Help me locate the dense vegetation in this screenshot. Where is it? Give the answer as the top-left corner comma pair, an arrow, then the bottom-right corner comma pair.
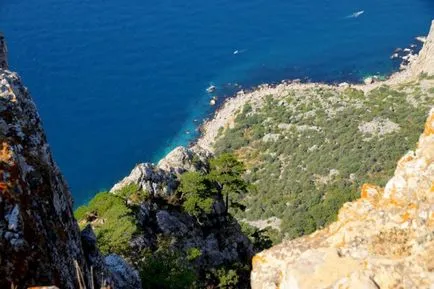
74,185 -> 141,255
214,78 -> 434,240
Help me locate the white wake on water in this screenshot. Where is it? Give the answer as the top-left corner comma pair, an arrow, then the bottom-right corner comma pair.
346,10 -> 364,19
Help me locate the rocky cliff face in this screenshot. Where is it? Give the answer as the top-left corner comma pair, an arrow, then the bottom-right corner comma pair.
251,109 -> 434,288
0,48 -> 90,288
0,37 -> 139,289
409,20 -> 434,76
110,146 -> 254,284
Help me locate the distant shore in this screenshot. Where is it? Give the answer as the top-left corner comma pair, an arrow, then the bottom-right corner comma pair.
193,20 -> 434,153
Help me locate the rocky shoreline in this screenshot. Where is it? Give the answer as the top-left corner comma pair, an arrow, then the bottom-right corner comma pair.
193,20 -> 434,153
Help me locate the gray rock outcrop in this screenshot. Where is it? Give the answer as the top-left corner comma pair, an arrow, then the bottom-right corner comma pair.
110,146 -> 210,196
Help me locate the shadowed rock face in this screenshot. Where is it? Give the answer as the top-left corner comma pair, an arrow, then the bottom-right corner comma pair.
0,33 -> 7,70
0,59 -> 89,287
0,38 -> 143,289
251,109 -> 434,288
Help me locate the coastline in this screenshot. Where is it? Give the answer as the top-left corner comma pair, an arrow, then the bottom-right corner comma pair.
193,20 -> 434,153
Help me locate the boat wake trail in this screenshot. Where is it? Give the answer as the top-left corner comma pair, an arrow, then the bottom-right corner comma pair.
346,10 -> 364,19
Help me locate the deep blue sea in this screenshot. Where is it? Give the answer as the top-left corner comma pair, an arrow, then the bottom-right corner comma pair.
0,1 -> 433,205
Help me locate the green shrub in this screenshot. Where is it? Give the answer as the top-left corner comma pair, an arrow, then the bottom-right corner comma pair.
216,268 -> 239,288
186,247 -> 202,261
114,183 -> 150,204
74,192 -> 138,255
139,249 -> 197,289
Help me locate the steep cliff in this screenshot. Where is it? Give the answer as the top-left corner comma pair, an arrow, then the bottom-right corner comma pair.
251,109 -> 434,288
408,20 -> 434,76
0,37 -> 139,289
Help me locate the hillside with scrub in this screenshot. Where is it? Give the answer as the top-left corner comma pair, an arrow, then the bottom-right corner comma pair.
212,76 -> 434,240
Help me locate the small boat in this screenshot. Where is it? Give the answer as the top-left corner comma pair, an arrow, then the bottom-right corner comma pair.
206,85 -> 216,93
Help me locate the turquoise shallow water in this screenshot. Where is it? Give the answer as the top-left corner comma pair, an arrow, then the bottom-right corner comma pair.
0,1 -> 433,205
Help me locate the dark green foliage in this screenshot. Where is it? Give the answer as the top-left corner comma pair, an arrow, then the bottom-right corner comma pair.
178,153 -> 249,217
74,192 -> 138,255
215,268 -> 239,288
179,172 -> 215,217
240,222 -> 280,251
139,238 -> 197,289
116,183 -> 150,205
209,153 -> 248,212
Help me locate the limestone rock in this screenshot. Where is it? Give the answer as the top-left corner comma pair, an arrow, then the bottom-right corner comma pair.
110,146 -> 209,196
251,109 -> 434,288
130,197 -> 253,272
409,21 -> 434,76
157,146 -> 209,174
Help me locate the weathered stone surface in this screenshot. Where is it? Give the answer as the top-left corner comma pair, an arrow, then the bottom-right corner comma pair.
81,225 -> 116,288
408,20 -> 434,76
158,146 -> 210,174
251,109 -> 434,289
0,40 -> 138,289
110,146 -> 209,197
0,58 -> 89,287
104,254 -> 141,289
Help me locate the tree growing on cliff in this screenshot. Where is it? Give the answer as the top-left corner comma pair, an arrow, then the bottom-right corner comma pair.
209,153 -> 248,214
178,154 -> 249,218
178,171 -> 215,218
